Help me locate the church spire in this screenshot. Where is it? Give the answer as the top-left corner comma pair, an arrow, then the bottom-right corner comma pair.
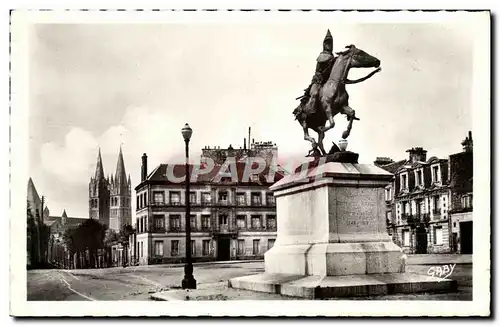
115,146 -> 127,189
95,148 -> 105,181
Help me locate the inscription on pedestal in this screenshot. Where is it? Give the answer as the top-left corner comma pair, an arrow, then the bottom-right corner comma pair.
335,188 -> 379,233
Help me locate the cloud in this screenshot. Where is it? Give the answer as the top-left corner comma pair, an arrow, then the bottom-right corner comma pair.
40,128 -> 98,184
40,106 -> 190,185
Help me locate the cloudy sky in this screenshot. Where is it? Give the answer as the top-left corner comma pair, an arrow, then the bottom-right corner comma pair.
28,21 -> 474,219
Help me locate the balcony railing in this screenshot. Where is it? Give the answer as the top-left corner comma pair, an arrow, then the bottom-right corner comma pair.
211,225 -> 238,235
151,227 -> 166,233
201,200 -> 213,206
168,227 -> 182,232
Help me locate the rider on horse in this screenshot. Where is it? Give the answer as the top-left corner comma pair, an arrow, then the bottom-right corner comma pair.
302,29 -> 336,116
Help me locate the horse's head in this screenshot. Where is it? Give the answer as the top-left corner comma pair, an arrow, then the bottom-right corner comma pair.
341,44 -> 381,69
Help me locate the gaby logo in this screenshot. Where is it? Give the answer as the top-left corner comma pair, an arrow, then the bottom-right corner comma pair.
427,264 -> 456,282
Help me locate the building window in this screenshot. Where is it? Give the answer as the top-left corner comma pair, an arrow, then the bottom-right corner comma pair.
237,240 -> 245,255
385,188 -> 392,201
219,214 -> 228,225
201,215 -> 211,230
202,240 -> 210,256
202,192 -> 211,204
267,239 -> 275,250
266,193 -> 275,205
462,194 -> 472,209
136,196 -> 140,209
415,169 -> 423,186
153,215 -> 165,231
191,240 -> 196,256
400,173 -> 408,190
236,192 -> 246,205
433,196 -> 440,216
432,165 -> 440,183
218,191 -> 228,203
251,193 -> 262,206
266,215 -> 276,230
253,239 -> 260,255
171,240 -> 179,256
169,215 -> 181,231
251,215 -> 262,229
189,192 -> 197,204
236,215 -> 246,229
140,242 -> 143,257
402,230 -> 410,246
433,226 -> 443,245
190,215 -> 196,230
169,192 -> 181,205
154,241 -> 163,256
153,191 -> 164,204
386,211 -> 392,223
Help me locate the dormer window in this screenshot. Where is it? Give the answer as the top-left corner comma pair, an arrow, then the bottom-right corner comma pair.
414,169 -> 424,187
431,164 -> 441,184
462,194 -> 472,209
400,172 -> 408,191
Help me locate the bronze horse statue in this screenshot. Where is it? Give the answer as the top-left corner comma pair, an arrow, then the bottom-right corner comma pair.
294,44 -> 381,156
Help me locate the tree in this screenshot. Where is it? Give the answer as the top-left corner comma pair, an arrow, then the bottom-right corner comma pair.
62,219 -> 108,269
27,200 -> 35,268
118,224 -> 135,266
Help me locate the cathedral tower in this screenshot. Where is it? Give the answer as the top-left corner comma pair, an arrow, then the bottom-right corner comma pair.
109,146 -> 132,232
89,148 -> 110,226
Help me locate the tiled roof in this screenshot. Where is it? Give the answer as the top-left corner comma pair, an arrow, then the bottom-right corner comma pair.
378,159 -> 407,174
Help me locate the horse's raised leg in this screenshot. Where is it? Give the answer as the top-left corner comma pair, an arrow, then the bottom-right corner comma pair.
341,105 -> 356,139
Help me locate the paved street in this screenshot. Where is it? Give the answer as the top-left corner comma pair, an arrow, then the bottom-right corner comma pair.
27,255 -> 472,301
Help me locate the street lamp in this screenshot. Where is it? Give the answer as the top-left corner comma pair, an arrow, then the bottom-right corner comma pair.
181,123 -> 196,289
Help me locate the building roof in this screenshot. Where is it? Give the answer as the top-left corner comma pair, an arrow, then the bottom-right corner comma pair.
94,148 -> 105,181
114,146 -> 128,187
27,178 -> 41,208
378,159 -> 407,174
136,161 -> 286,190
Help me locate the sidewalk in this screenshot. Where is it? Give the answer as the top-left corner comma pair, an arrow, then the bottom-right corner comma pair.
149,255 -> 473,301
406,254 -> 472,265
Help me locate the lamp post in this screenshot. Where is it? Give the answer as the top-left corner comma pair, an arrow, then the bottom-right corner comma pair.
181,123 -> 197,289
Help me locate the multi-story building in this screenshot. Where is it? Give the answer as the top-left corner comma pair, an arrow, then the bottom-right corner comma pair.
88,147 -> 132,232
378,147 -> 452,254
133,149 -> 285,265
449,132 -> 473,254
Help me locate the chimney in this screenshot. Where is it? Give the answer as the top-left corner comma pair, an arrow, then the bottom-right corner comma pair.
248,127 -> 251,150
243,138 -> 247,151
461,131 -> 473,152
141,153 -> 148,182
406,147 -> 427,163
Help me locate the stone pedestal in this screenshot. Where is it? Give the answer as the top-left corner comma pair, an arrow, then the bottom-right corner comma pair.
229,161 -> 456,299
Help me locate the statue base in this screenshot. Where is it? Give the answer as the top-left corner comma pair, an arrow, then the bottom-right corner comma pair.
229,162 -> 457,299
327,150 -> 359,163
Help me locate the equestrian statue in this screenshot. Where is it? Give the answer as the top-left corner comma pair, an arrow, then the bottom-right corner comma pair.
293,29 -> 382,157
